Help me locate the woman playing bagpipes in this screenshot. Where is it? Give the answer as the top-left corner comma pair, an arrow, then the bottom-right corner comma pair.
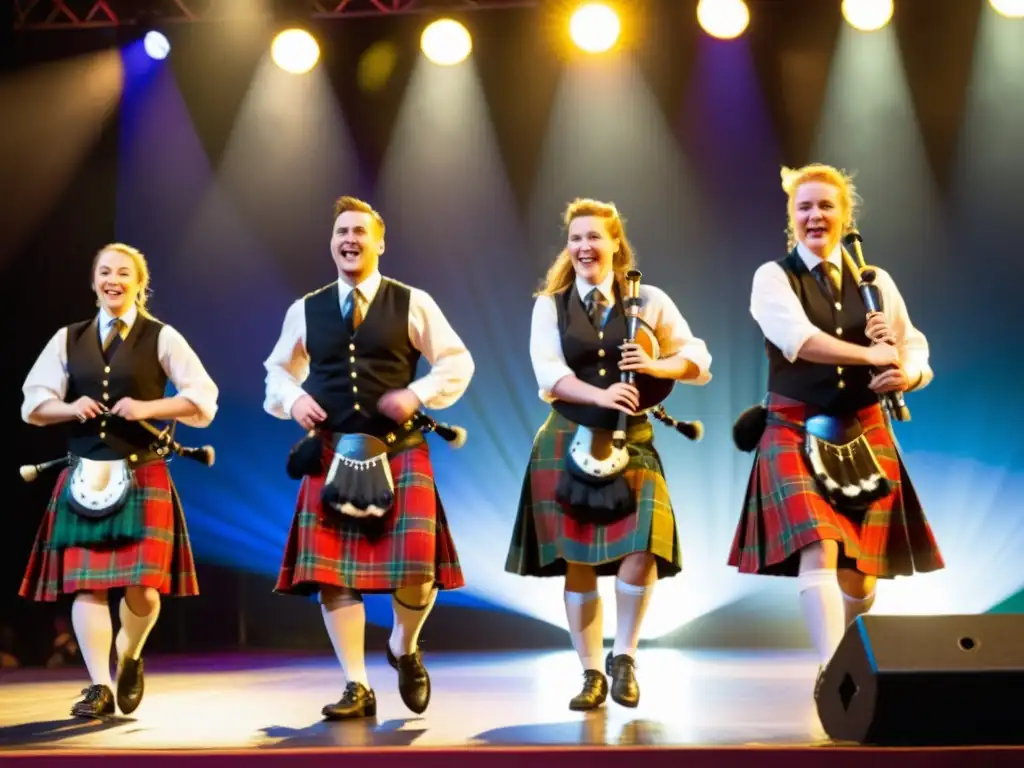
19,243 -> 219,718
505,198 -> 712,711
727,164 -> 944,687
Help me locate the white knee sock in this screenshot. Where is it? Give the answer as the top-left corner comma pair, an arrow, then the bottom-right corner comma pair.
389,586 -> 437,657
613,578 -> 653,659
72,593 -> 113,690
564,590 -> 604,672
320,588 -> 369,687
798,568 -> 847,666
842,589 -> 876,627
115,596 -> 161,662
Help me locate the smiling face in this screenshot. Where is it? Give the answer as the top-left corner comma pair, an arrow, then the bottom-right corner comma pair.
92,248 -> 142,316
330,210 -> 384,284
566,215 -> 619,286
792,180 -> 846,258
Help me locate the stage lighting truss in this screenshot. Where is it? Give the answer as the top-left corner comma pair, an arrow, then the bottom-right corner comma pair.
13,0 -> 542,30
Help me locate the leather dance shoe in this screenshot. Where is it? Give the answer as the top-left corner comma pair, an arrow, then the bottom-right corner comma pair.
322,681 -> 377,720
386,644 -> 431,714
116,656 -> 145,715
569,669 -> 608,711
605,652 -> 640,708
71,684 -> 115,719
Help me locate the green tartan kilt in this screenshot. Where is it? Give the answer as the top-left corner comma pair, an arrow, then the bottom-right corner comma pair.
48,460 -> 151,549
504,409 -> 682,579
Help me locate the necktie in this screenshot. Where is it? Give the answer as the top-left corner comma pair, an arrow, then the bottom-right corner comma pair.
818,262 -> 842,298
585,289 -> 606,331
102,319 -> 125,361
343,289 -> 363,332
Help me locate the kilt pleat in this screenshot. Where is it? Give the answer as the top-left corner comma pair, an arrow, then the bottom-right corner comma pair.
275,438 -> 464,595
505,409 -> 682,579
19,461 -> 200,602
727,394 -> 945,578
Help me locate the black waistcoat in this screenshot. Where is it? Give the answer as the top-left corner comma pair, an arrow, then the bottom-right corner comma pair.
552,283 -> 643,430
65,314 -> 168,460
765,249 -> 876,414
303,278 -> 421,435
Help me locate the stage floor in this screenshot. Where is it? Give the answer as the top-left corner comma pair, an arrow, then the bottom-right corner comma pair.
0,648 -> 834,751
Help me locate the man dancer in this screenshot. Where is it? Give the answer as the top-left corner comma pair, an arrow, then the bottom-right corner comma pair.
264,196 -> 474,719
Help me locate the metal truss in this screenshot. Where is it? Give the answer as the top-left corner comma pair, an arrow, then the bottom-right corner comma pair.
13,0 -> 543,30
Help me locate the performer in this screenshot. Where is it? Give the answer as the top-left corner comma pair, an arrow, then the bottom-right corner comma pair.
505,198 -> 712,711
264,196 -> 474,720
727,163 -> 944,683
19,242 -> 219,718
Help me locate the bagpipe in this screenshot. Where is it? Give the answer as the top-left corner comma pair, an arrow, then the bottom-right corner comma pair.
558,269 -> 704,519
286,411 -> 468,520
732,230 -> 907,513
19,410 -> 215,520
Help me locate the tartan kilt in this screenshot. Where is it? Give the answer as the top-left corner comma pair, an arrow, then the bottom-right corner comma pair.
505,409 -> 682,579
19,461 -> 199,602
727,393 -> 945,578
274,437 -> 464,595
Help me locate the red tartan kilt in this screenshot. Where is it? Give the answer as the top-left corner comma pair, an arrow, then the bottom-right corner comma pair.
275,438 -> 464,595
727,394 -> 944,578
19,461 -> 199,601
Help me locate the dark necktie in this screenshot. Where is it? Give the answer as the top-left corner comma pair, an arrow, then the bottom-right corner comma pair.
102,319 -> 125,362
817,262 -> 842,300
342,289 -> 363,333
585,288 -> 606,331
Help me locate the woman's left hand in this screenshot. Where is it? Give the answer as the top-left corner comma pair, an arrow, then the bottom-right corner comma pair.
110,397 -> 152,421
618,342 -> 659,377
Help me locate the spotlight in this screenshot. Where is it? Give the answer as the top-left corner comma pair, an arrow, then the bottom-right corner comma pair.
271,28 -> 320,74
841,0 -> 894,32
143,30 -> 170,60
420,18 -> 472,66
696,0 -> 750,40
569,2 -> 620,54
990,0 -> 1024,18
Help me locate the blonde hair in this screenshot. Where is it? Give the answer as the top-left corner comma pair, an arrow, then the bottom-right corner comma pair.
91,242 -> 153,316
780,163 -> 860,250
333,195 -> 385,238
536,198 -> 637,297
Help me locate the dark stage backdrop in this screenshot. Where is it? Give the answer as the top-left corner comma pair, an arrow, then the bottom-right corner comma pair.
1,0 -> 1022,664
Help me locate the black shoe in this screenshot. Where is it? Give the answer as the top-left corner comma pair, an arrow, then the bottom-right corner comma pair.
605,651 -> 640,708
569,669 -> 608,711
116,656 -> 145,715
386,644 -> 430,714
322,681 -> 377,720
71,684 -> 115,719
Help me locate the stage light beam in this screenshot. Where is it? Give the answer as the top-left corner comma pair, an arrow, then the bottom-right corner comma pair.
420,19 -> 473,66
841,0 -> 894,31
990,0 -> 1024,18
143,31 -> 170,60
696,0 -> 750,40
271,29 -> 320,74
569,3 -> 620,54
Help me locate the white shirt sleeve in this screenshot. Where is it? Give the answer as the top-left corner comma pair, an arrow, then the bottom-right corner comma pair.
21,327 -> 69,425
642,285 -> 712,386
529,294 -> 575,403
262,299 -> 311,421
874,269 -> 933,391
406,288 -> 475,410
749,261 -> 824,362
157,325 -> 219,427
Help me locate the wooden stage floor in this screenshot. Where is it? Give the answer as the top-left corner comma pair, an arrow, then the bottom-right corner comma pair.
0,648 -> 1021,765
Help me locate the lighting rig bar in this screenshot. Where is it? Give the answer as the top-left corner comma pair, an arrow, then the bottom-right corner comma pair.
13,0 -> 542,30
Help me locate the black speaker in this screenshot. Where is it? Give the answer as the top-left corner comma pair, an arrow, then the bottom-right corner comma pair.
815,613 -> 1024,745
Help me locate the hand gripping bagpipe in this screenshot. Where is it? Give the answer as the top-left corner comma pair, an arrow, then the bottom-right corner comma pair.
19,412 -> 215,520
286,411 -> 468,520
556,269 -> 704,519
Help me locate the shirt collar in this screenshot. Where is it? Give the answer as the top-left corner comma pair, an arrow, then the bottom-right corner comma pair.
338,270 -> 382,306
796,241 -> 843,272
575,272 -> 615,305
98,304 -> 137,333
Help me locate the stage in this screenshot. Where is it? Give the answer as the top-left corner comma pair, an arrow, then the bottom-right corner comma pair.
0,648 -> 1020,766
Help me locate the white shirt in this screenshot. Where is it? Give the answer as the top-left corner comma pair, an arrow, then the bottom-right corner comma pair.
529,273 -> 713,402
263,271 -> 475,419
749,242 -> 933,390
21,304 -> 220,427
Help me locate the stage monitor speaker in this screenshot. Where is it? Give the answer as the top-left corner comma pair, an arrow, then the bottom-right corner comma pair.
815,613 -> 1024,745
